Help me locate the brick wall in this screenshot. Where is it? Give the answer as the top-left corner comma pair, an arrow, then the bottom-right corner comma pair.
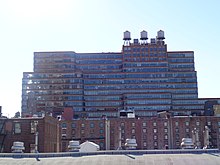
2,116 -> 60,153
60,116 -> 220,151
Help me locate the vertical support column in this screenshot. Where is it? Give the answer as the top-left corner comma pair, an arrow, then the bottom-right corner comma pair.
192,128 -> 200,148
34,121 -> 39,153
105,119 -> 110,150
203,126 -> 210,149
168,117 -> 173,149
118,126 -> 122,150
35,132 -> 38,152
56,123 -> 60,152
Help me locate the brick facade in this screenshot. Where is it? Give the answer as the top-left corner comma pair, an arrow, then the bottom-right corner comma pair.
0,116 -> 60,153
2,115 -> 220,152
60,116 -> 220,150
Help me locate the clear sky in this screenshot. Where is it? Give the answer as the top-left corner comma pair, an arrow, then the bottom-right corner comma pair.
0,0 -> 220,117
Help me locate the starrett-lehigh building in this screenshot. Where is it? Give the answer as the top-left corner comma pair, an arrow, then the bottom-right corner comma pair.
21,30 -> 217,118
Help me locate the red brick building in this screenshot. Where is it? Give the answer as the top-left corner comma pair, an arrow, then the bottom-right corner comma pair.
60,116 -> 220,151
2,115 -> 219,152
60,119 -> 106,151
0,116 -> 60,153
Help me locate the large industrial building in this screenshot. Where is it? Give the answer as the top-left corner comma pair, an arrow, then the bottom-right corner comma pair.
22,30 -> 216,118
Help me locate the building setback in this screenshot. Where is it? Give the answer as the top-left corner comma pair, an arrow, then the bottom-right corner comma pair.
21,30 -> 210,118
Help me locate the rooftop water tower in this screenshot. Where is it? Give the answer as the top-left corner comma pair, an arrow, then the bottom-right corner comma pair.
157,30 -> 165,40
123,31 -> 131,46
157,30 -> 165,45
140,30 -> 148,44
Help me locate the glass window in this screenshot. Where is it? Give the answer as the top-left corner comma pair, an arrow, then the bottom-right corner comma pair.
196,121 -> 200,126
176,141 -> 180,146
143,128 -> 147,133
99,122 -> 104,128
164,128 -> 168,133
153,122 -> 157,127
175,121 -> 179,127
90,123 -> 94,128
176,134 -> 180,139
185,121 -> 189,126
132,122 -> 135,127
30,121 -> 37,133
62,129 -> 67,134
207,121 -> 211,126
175,128 -> 179,133
72,123 -> 76,128
14,123 -> 21,134
62,122 -> 67,128
81,123 -> 85,128
164,135 -> 168,140
143,142 -> 147,147
62,133 -> 66,138
164,122 -> 168,127
100,129 -> 104,134
153,128 -> 157,133
132,129 -> 135,134
143,122 -> 147,127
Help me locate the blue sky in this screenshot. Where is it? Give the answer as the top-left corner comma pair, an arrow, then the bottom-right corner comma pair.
0,0 -> 219,117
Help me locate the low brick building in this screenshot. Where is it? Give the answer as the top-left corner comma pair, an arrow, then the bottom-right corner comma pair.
0,116 -> 60,153
60,116 -> 220,150
60,119 -> 106,151
2,115 -> 219,152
